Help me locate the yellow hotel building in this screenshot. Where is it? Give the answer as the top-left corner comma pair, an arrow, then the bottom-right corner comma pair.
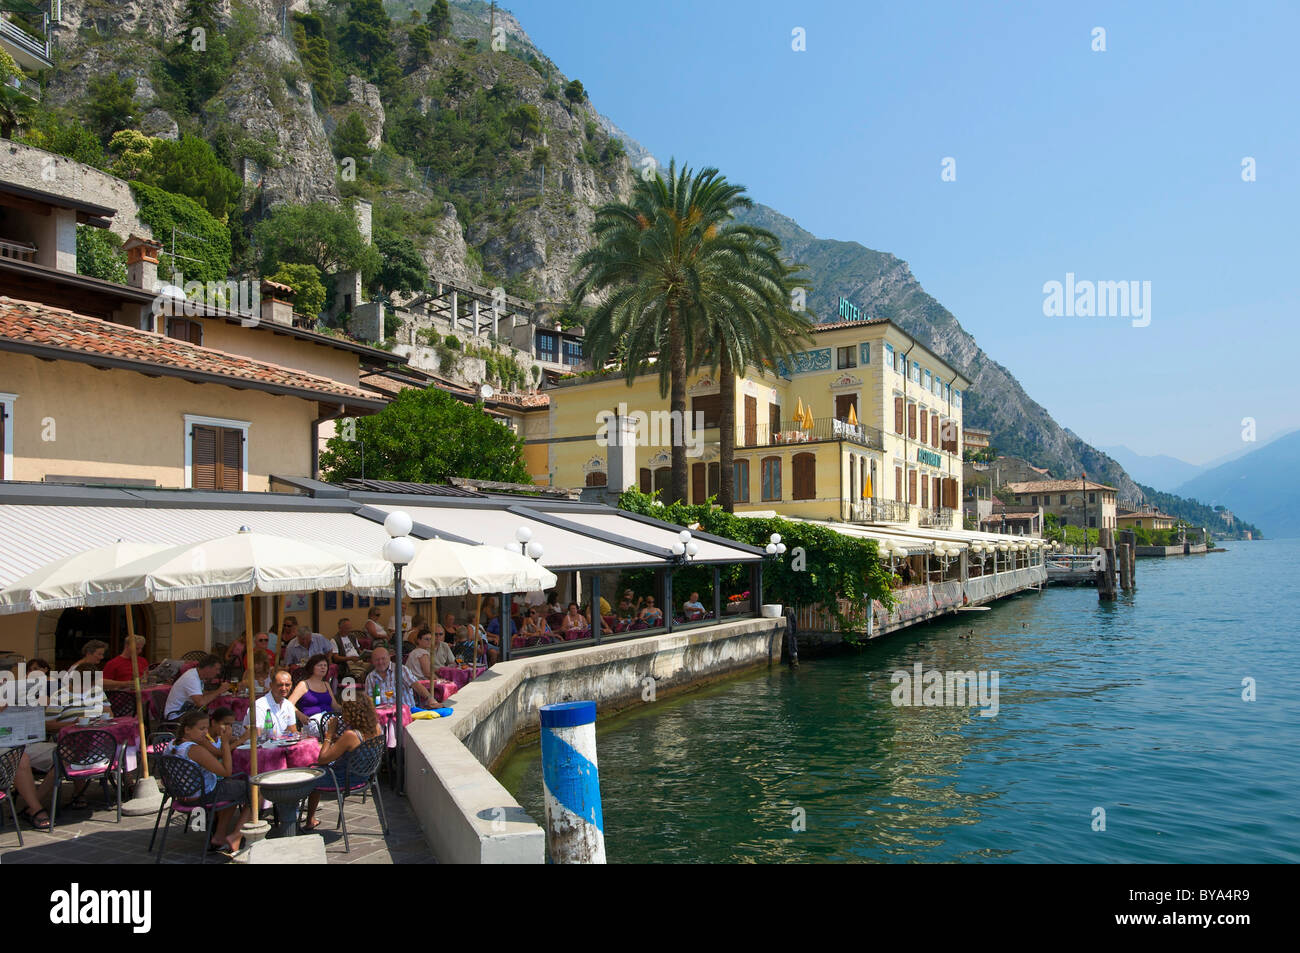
539,317 -> 969,531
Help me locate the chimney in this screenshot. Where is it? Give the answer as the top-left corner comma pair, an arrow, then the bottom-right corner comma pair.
606,412 -> 638,492
260,279 -> 296,326
123,235 -> 162,292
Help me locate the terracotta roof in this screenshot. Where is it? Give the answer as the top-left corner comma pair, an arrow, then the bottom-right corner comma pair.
491,391 -> 549,408
0,296 -> 386,407
1117,510 -> 1175,520
1006,479 -> 1116,493
812,317 -> 889,332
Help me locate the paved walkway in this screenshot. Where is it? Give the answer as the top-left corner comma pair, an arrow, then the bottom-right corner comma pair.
0,776 -> 435,865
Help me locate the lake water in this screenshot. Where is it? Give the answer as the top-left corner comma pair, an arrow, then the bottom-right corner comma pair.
498,539 -> 1300,862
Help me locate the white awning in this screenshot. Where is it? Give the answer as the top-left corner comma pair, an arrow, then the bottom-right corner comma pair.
553,511 -> 758,564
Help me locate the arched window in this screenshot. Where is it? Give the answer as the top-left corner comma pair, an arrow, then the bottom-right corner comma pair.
793,452 -> 816,500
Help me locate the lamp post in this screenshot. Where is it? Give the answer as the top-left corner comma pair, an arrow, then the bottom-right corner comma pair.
382,511 -> 415,796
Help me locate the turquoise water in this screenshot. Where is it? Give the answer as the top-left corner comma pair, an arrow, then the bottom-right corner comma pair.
498,539 -> 1300,862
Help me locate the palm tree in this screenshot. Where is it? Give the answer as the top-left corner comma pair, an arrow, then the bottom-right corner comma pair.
574,161 -> 758,504
697,254 -> 813,510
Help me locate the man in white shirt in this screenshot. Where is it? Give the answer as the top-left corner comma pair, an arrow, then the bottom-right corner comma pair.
281,625 -> 333,668
242,667 -> 307,735
163,654 -> 232,719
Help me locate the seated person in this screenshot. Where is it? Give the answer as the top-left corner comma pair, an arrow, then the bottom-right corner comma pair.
639,597 -> 664,627
545,591 -> 563,616
164,654 -> 233,720
561,602 -> 588,637
250,656 -> 271,696
287,655 -> 338,732
431,625 -> 457,668
281,625 -> 334,669
206,706 -> 239,747
101,635 -> 152,691
590,604 -> 613,635
441,613 -> 461,644
617,590 -> 641,623
224,633 -> 274,677
363,647 -> 432,707
362,607 -> 387,647
519,608 -> 553,643
0,699 -> 68,830
241,667 -> 307,738
302,695 -> 384,832
165,709 -> 252,855
404,627 -> 435,680
452,626 -> 488,666
682,591 -> 706,620
485,611 -> 518,642
69,639 -> 108,674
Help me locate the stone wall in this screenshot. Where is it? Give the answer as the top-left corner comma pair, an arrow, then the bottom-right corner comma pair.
1,140 -> 149,244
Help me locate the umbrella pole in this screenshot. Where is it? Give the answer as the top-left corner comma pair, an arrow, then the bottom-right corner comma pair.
244,597 -> 260,822
473,593 -> 483,674
120,606 -> 164,815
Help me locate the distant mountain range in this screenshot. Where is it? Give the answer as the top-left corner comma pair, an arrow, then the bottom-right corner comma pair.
1176,430 -> 1300,538
1100,446 -> 1209,491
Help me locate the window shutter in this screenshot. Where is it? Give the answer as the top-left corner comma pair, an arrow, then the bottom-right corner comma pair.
921,475 -> 929,508
192,425 -> 217,490
932,413 -> 940,448
219,427 -> 243,491
744,396 -> 757,446
793,453 -> 815,500
692,462 -> 706,503
908,404 -> 916,439
894,397 -> 904,434
692,394 -> 722,430
908,469 -> 917,504
639,468 -> 651,493
734,460 -> 749,503
895,466 -> 903,501
919,411 -> 928,444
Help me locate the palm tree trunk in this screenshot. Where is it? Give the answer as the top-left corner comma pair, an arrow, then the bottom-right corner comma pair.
669,309 -> 689,505
719,347 -> 736,512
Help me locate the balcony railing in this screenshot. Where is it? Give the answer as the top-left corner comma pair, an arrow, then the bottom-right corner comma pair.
0,237 -> 36,262
742,416 -> 884,451
850,499 -> 910,523
0,13 -> 52,68
918,507 -> 958,529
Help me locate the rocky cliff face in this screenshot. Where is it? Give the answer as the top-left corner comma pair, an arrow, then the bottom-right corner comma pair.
736,205 -> 1145,504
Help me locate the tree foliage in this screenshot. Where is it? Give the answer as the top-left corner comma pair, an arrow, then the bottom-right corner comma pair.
76,226 -> 128,284
319,386 -> 532,484
253,202 -> 381,283
130,182 -> 232,284
86,74 -> 137,142
160,0 -> 232,113
268,262 -> 327,319
426,0 -> 451,39
120,133 -> 242,222
372,225 -> 426,298
617,489 -> 894,635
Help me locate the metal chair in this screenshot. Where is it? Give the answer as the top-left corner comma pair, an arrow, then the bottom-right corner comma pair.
145,731 -> 175,776
315,734 -> 388,853
317,711 -> 342,741
106,691 -> 138,719
181,650 -> 208,662
149,754 -> 244,864
48,729 -> 126,830
0,746 -> 25,847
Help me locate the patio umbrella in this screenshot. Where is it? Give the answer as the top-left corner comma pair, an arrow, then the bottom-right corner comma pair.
81,529 -> 393,829
793,397 -> 804,430
846,403 -> 858,427
0,541 -> 175,809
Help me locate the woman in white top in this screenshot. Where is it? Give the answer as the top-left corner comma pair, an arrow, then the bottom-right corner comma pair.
405,626 -> 434,680
364,606 -> 387,645
166,709 -> 252,856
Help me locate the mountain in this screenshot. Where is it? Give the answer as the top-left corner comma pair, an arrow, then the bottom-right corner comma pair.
735,205 -> 1145,504
1176,430 -> 1300,538
1100,446 -> 1205,492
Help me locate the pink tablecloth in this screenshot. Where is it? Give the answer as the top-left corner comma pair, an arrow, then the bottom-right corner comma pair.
210,694 -> 251,721
374,705 -> 412,748
59,716 -> 140,748
418,679 -> 459,703
436,666 -> 486,689
232,737 -> 321,776
143,685 -> 171,720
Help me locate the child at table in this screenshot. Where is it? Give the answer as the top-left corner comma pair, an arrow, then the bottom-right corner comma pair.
165,709 -> 251,856
206,707 -> 238,747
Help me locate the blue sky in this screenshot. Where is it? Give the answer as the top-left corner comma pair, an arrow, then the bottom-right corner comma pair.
498,0 -> 1299,465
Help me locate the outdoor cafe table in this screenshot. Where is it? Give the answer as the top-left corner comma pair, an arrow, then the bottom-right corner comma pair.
142,684 -> 170,720
435,666 -> 486,690
374,704 -> 413,748
209,694 -> 252,722
58,716 -> 140,748
231,737 -> 321,775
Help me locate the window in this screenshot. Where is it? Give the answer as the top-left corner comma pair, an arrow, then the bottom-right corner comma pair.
186,416 -> 248,491
835,393 -> 858,422
585,471 -> 607,487
919,410 -> 928,443
653,466 -> 675,503
954,389 -> 962,408
860,343 -> 869,364
1089,516 -> 1097,528
744,395 -> 757,446
912,361 -> 920,384
907,403 -> 917,439
535,331 -> 557,363
836,345 -> 856,369
692,394 -> 722,429
166,317 -> 203,346
931,412 -> 940,448
944,383 -> 950,402
1089,492 -> 1096,503
884,343 -> 895,371
734,460 -> 750,502
907,469 -> 917,504
769,402 -> 781,436
792,452 -> 816,500
639,467 -> 651,493
1059,495 -> 1066,505
761,456 -> 782,501
561,338 -> 583,367
895,466 -> 903,501
894,397 -> 904,434
921,474 -> 929,508
923,369 -> 931,392
691,462 -> 721,503
1031,496 -> 1038,505
0,391 -> 14,481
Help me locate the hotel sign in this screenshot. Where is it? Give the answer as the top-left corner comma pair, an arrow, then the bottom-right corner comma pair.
917,447 -> 942,467
837,297 -> 863,321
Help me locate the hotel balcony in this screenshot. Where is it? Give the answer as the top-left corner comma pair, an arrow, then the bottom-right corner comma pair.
918,506 -> 958,529
742,416 -> 884,452
849,499 -> 910,524
0,7 -> 53,71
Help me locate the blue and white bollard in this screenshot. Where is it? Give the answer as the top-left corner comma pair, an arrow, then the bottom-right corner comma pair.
539,701 -> 606,864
